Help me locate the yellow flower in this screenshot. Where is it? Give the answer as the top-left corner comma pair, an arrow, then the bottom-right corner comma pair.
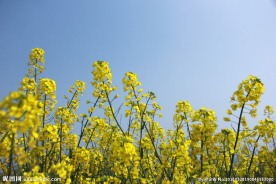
21,77 -> 37,91
92,61 -> 112,83
29,48 -> 45,64
226,109 -> 232,115
224,117 -> 230,122
39,78 -> 56,94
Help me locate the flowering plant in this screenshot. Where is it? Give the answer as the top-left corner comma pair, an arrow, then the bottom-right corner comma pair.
0,49 -> 275,183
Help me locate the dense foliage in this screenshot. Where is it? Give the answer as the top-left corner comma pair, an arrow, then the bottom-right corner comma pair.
0,48 -> 275,183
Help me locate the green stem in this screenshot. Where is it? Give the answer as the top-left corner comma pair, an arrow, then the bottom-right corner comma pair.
144,123 -> 172,181
130,85 -> 152,159
67,90 -> 78,111
42,94 -> 47,148
223,137 -> 228,176
245,135 -> 260,181
77,96 -> 100,147
228,103 -> 245,178
105,90 -> 125,136
34,59 -> 37,83
59,118 -> 63,162
85,123 -> 98,149
43,142 -> 55,172
127,106 -> 133,136
8,133 -> 15,176
228,90 -> 251,179
170,123 -> 182,180
200,137 -> 204,174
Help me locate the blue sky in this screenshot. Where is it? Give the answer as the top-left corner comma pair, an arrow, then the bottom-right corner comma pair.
0,0 -> 276,130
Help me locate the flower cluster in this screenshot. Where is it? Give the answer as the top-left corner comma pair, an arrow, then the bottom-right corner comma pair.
91,61 -> 114,98
27,48 -> 45,80
29,48 -> 45,64
39,78 -> 56,95
0,49 -> 275,183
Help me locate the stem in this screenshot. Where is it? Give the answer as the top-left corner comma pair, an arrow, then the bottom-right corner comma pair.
186,122 -> 192,140
42,94 -> 47,128
170,123 -> 181,180
85,123 -> 98,149
144,123 -> 172,181
186,122 -> 197,161
77,96 -> 100,147
130,85 -> 152,160
67,90 -> 78,112
145,151 -> 155,182
245,135 -> 260,180
223,137 -> 228,176
8,133 -> 15,176
22,133 -> 27,152
228,103 -> 245,178
228,90 -> 251,179
105,90 -> 125,136
59,118 -> 63,162
22,133 -> 30,172
34,59 -> 37,83
42,94 -> 47,148
127,106 -> 133,136
43,142 -> 55,172
0,132 -> 8,143
200,137 -> 204,174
